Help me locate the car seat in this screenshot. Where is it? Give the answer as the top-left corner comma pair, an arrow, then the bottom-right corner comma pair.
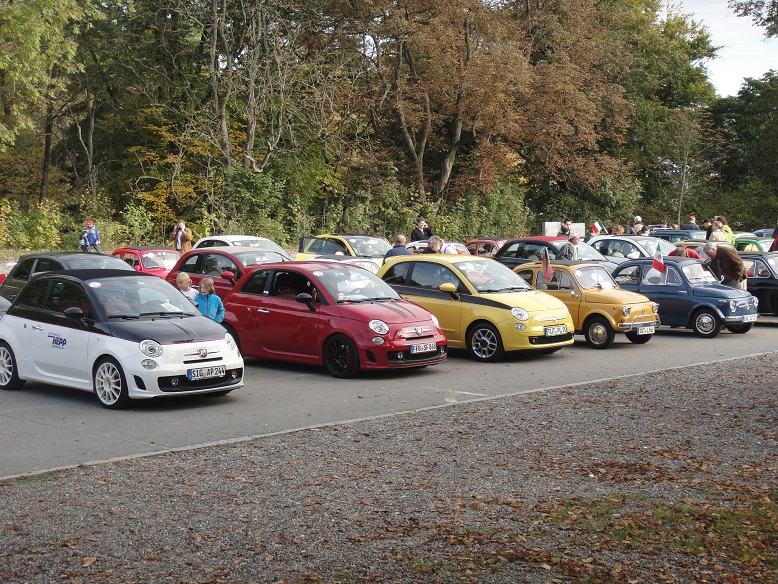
273,274 -> 296,300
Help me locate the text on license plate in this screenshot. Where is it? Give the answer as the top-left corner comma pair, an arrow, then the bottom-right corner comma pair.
410,342 -> 437,354
544,325 -> 568,336
637,325 -> 655,335
187,365 -> 226,380
742,314 -> 757,322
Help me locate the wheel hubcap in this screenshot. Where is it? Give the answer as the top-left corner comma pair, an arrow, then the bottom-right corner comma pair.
590,323 -> 608,344
328,341 -> 351,373
0,347 -> 12,385
95,363 -> 122,404
696,313 -> 715,334
471,328 -> 497,359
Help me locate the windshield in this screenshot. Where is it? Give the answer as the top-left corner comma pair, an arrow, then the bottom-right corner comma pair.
572,266 -> 616,290
316,267 -> 400,302
454,260 -> 533,293
234,250 -> 289,266
141,250 -> 180,270
66,256 -> 135,271
767,257 -> 778,275
682,263 -> 717,284
88,276 -> 199,317
549,240 -> 607,261
635,237 -> 675,256
238,239 -> 290,257
345,237 -> 392,258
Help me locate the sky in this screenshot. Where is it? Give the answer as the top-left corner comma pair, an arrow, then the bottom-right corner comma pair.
669,0 -> 777,96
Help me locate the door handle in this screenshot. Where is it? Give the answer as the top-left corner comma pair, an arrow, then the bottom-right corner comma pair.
32,325 -> 43,331
257,308 -> 270,313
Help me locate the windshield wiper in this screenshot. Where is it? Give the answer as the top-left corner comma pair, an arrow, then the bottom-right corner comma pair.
107,314 -> 140,320
138,311 -> 187,317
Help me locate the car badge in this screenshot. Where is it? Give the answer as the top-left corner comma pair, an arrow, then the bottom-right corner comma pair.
415,327 -> 423,336
198,348 -> 208,358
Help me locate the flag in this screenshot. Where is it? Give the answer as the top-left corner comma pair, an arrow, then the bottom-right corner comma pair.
652,246 -> 666,274
590,220 -> 607,235
542,248 -> 551,281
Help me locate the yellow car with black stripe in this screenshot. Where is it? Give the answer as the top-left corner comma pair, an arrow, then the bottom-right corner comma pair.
515,260 -> 659,349
296,234 -> 392,262
376,255 -> 574,362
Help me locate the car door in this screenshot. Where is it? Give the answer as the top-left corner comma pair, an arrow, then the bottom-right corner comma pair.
224,269 -> 271,355
638,264 -> 690,326
744,258 -> 776,312
536,268 -> 580,325
28,278 -> 93,385
198,253 -> 240,298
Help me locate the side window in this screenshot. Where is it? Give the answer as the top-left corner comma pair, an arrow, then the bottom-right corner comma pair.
558,271 -> 574,291
269,271 -> 296,299
641,266 -> 665,285
381,262 -> 411,285
45,281 -> 92,317
409,263 -> 465,291
179,255 -> 200,274
122,253 -> 139,268
11,258 -> 35,280
320,239 -> 348,255
523,243 -> 546,260
467,244 -> 477,255
15,279 -> 48,308
536,270 -> 557,290
240,270 -> 270,295
516,269 -> 534,286
613,265 -> 640,285
33,258 -> 64,274
755,260 -> 770,278
201,254 -> 235,277
498,242 -> 521,258
666,267 -> 682,286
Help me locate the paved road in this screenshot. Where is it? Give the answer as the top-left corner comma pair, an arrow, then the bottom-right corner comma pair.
2,322 -> 777,478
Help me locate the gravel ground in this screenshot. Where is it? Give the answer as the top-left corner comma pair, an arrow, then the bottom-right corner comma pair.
1,353 -> 776,583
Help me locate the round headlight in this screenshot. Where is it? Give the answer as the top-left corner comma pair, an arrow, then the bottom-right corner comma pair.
729,300 -> 737,313
369,319 -> 390,334
225,332 -> 237,350
622,306 -> 632,317
430,314 -> 440,328
652,303 -> 659,314
511,307 -> 529,321
139,339 -> 163,357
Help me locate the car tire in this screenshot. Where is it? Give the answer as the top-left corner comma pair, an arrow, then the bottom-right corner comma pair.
726,323 -> 753,334
323,334 -> 360,378
0,341 -> 25,390
691,308 -> 721,338
93,357 -> 130,409
625,331 -> 652,344
467,323 -> 505,362
583,316 -> 615,349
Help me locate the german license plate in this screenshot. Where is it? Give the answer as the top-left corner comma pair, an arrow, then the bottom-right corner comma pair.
410,342 -> 437,354
637,325 -> 655,335
544,325 -> 567,336
742,314 -> 757,322
187,365 -> 226,380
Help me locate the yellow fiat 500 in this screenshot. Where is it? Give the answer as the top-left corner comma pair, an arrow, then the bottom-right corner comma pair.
377,255 -> 574,362
515,260 -> 659,349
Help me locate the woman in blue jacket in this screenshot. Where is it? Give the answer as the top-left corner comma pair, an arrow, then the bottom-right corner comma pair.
194,278 -> 224,323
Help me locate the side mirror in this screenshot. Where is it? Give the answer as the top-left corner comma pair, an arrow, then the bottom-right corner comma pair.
63,307 -> 85,319
439,282 -> 459,299
133,265 -> 142,272
296,292 -> 316,312
221,270 -> 236,283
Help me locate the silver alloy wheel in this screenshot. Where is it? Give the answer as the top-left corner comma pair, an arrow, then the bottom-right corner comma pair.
694,312 -> 716,334
94,360 -> 123,406
471,327 -> 498,359
0,345 -> 14,386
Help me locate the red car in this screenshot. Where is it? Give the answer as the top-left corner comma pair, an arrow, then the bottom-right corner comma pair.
166,246 -> 290,298
465,237 -> 509,256
221,262 -> 448,378
111,247 -> 181,278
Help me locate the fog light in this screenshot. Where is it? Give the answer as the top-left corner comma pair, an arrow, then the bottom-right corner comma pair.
230,370 -> 239,379
372,336 -> 385,345
141,359 -> 157,370
440,346 -> 447,354
514,323 -> 526,331
171,377 -> 179,387
396,352 -> 403,360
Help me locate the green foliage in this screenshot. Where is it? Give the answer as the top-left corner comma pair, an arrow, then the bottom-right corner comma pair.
3,200 -> 62,250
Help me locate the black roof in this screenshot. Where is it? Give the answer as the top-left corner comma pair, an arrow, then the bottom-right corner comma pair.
28,269 -> 158,282
113,246 -> 176,252
17,251 -> 110,260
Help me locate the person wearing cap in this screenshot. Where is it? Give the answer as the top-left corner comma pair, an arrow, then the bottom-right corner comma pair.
558,232 -> 581,260
682,215 -> 699,230
701,218 -> 713,239
80,219 -> 102,254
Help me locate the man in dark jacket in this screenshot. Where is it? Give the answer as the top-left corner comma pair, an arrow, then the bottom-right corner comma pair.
383,234 -> 413,263
682,215 -> 699,230
703,243 -> 747,289
410,217 -> 434,241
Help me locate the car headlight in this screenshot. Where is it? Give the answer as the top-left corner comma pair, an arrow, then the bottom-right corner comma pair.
652,303 -> 659,314
225,332 -> 237,350
729,300 -> 737,313
369,319 -> 390,334
622,306 -> 632,317
511,307 -> 529,321
139,339 -> 163,357
430,314 -> 440,328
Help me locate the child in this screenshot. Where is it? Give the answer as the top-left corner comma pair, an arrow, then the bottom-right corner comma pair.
176,272 -> 198,302
194,277 -> 224,323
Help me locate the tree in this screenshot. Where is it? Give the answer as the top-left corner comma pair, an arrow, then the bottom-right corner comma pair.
729,0 -> 778,37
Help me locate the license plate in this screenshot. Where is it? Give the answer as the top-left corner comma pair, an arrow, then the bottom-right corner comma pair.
637,325 -> 655,335
410,342 -> 437,354
544,325 -> 568,336
742,314 -> 757,322
187,365 -> 226,380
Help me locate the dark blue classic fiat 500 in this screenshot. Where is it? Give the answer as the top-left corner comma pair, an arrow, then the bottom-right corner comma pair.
612,257 -> 758,338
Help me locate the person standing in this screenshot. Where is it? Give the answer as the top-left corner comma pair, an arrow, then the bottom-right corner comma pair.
175,272 -> 199,302
558,233 -> 580,260
194,278 -> 225,322
716,215 -> 735,244
625,215 -> 642,235
682,215 -> 699,230
422,235 -> 444,253
557,218 -> 572,237
703,243 -> 747,289
169,220 -> 193,254
80,220 -> 103,253
410,217 -> 434,242
701,218 -> 713,239
383,234 -> 413,262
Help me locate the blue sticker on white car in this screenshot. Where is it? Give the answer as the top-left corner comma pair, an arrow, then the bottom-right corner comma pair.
48,333 -> 67,348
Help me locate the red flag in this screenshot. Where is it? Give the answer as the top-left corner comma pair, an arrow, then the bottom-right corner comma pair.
652,246 -> 666,274
542,248 -> 551,281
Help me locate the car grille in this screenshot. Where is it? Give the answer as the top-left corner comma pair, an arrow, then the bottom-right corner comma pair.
528,332 -> 574,345
399,326 -> 436,339
387,346 -> 447,364
157,367 -> 243,392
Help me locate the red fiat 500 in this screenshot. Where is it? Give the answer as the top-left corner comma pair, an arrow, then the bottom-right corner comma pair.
221,262 -> 448,378
111,247 -> 181,278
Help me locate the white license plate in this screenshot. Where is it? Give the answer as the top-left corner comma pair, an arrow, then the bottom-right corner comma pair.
410,342 -> 437,354
544,325 -> 568,336
742,314 -> 757,322
637,325 -> 655,335
187,365 -> 226,380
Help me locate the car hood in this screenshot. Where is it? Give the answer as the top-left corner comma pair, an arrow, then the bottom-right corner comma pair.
583,289 -> 650,304
692,285 -> 752,300
338,300 -> 435,325
486,290 -> 568,311
107,316 -> 228,343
